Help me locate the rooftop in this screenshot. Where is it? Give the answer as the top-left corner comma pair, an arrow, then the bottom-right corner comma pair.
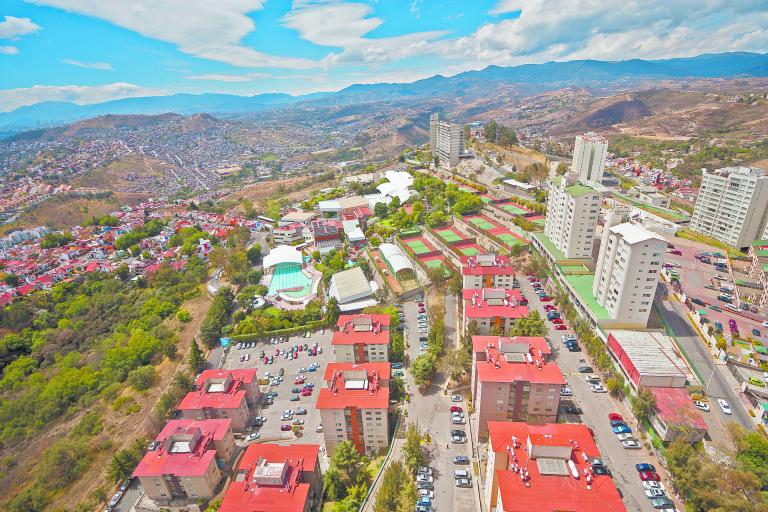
329,266 -> 374,304
194,368 -> 257,388
317,362 -> 390,410
562,274 -> 611,321
179,373 -> 248,411
219,443 -> 320,512
133,419 -> 229,478
489,422 -> 625,512
608,331 -> 689,380
609,222 -> 666,245
531,232 -> 566,263
650,387 -> 707,430
333,314 -> 391,345
461,254 -> 516,276
565,182 -> 597,198
472,336 -> 562,385
462,288 -> 529,319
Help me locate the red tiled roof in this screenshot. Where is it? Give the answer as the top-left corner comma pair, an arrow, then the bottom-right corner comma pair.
461,255 -> 516,275
15,283 -> 35,295
333,315 -> 391,345
219,443 -> 319,512
133,419 -> 228,478
463,288 -> 529,319
473,337 -> 563,385
336,314 -> 391,328
194,368 -> 258,387
471,336 -> 550,356
488,422 -> 625,512
650,387 -> 707,430
317,362 -> 390,410
179,386 -> 246,411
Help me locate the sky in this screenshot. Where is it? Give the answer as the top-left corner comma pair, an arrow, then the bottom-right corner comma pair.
1,0 -> 767,112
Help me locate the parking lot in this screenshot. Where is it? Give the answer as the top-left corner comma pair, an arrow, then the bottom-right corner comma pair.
222,330 -> 334,454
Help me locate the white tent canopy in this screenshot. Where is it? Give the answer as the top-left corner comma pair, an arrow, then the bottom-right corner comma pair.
379,243 -> 415,275
263,245 -> 303,269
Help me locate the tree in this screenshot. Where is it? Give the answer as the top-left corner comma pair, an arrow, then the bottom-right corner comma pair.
176,308 -> 191,323
396,480 -> 419,512
509,310 -> 548,337
630,388 -> 656,423
107,438 -> 147,483
246,244 -> 262,264
188,340 -> 206,374
115,264 -> 130,281
327,441 -> 367,499
127,365 -> 156,390
410,352 -> 437,388
333,483 -> 367,512
327,297 -> 340,326
427,266 -> 448,288
374,461 -> 408,512
445,349 -> 471,382
390,332 -> 404,362
374,202 -> 388,218
556,162 -> 568,175
402,423 -> 425,475
425,210 -> 446,227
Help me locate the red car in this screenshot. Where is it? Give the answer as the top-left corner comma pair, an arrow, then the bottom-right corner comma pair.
451,406 -> 463,413
295,377 -> 305,384
540,296 -> 552,302
639,471 -> 661,482
552,318 -> 564,324
301,389 -> 312,396
298,345 -> 303,351
275,348 -> 280,356
608,413 -> 623,421
292,352 -> 298,359
519,298 -> 529,306
554,325 -> 567,330
281,424 -> 292,431
543,305 -> 556,311
263,357 -> 268,364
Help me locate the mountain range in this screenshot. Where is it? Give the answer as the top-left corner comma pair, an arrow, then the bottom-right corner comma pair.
2,52 -> 768,135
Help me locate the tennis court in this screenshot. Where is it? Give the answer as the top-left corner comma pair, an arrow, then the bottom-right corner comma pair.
435,228 -> 462,243
500,204 -> 528,215
468,217 -> 495,230
459,246 -> 480,256
480,195 -> 494,204
424,258 -> 445,269
268,263 -> 312,298
405,239 -> 431,255
497,233 -> 525,246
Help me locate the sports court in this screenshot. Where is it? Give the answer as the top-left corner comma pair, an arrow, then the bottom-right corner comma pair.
499,203 -> 529,215
268,263 -> 312,298
467,216 -> 495,230
404,238 -> 432,255
434,227 -> 463,243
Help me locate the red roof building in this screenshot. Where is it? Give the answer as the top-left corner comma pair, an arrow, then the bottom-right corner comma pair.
316,362 -> 391,455
461,253 -> 518,289
471,336 -> 564,440
462,288 -> 529,336
649,387 -> 707,443
179,370 -> 257,431
220,443 -> 323,512
194,369 -> 261,407
133,419 -> 234,503
333,314 -> 391,363
484,422 -> 626,512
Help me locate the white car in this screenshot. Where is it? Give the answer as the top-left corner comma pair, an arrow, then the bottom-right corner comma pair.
418,466 -> 433,476
762,321 -> 768,328
717,399 -> 732,415
452,416 -> 466,425
643,481 -> 664,490
645,488 -> 666,499
616,433 -> 634,442
451,395 -> 463,402
416,473 -> 434,483
590,383 -> 607,393
419,489 -> 435,500
693,401 -> 710,412
560,387 -> 573,397
622,439 -> 641,449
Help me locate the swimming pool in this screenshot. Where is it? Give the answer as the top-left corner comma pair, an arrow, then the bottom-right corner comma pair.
268,263 -> 312,298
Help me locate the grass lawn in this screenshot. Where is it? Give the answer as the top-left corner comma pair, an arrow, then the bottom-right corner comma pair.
677,228 -> 742,257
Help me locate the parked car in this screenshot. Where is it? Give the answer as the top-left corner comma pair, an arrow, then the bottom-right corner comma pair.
554,325 -> 568,330
646,488 -> 666,499
451,395 -> 463,402
651,497 -> 675,509
639,471 -> 661,482
109,492 -> 123,507
578,366 -> 593,373
610,419 -> 627,428
564,404 -> 582,414
717,399 -> 732,415
612,425 -> 632,434
455,478 -> 472,488
453,456 -> 470,464
622,439 -> 642,449
693,401 -> 710,412
450,406 -> 463,413
643,481 -> 664,490
636,463 -> 656,472
608,413 -> 623,421
280,424 -> 292,431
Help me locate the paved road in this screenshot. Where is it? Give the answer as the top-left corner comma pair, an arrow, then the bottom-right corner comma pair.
657,283 -> 753,432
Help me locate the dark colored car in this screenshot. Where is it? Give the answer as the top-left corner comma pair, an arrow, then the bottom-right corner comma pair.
593,466 -> 611,476
578,366 -> 593,373
280,424 -> 292,431
636,463 -> 656,472
453,456 -> 470,464
564,405 -> 583,414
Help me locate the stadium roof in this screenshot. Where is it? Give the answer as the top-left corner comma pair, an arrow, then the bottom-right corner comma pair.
329,266 -> 374,304
379,243 -> 415,275
263,245 -> 304,269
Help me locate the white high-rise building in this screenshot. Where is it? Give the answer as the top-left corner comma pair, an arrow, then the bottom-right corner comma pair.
429,113 -> 464,168
592,222 -> 666,327
544,173 -> 601,258
572,132 -> 608,185
689,166 -> 768,249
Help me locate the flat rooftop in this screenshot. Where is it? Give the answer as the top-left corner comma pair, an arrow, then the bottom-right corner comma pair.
608,330 -> 690,380
562,273 -> 611,321
317,362 -> 391,410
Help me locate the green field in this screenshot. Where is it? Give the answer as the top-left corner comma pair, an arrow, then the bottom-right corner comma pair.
405,239 -> 431,255
468,217 -> 495,230
501,204 -> 528,215
459,247 -> 480,256
435,228 -> 462,242
498,233 -> 524,246
480,195 -> 494,204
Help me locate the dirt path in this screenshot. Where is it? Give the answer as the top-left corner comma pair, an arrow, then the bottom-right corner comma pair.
42,292 -> 213,511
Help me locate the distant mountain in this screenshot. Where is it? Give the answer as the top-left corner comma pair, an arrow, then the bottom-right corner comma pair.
2,52 -> 768,135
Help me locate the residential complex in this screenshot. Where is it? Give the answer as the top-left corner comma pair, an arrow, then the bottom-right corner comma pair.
219,443 -> 323,512
178,369 -> 259,431
471,336 -> 564,440
430,113 -> 464,168
316,362 -> 391,456
544,174 -> 600,259
592,222 -> 666,327
748,239 -> 768,310
461,253 -> 517,289
332,314 -> 391,363
483,422 -> 625,512
689,166 -> 768,249
462,288 -> 529,335
133,419 -> 234,503
571,132 -> 608,185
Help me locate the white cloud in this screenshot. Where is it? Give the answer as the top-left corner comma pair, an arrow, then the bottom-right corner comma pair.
447,1 -> 768,66
283,2 -> 446,66
185,72 -> 269,82
0,15 -> 40,39
0,82 -> 159,112
0,45 -> 19,54
62,59 -> 113,70
27,0 -> 317,69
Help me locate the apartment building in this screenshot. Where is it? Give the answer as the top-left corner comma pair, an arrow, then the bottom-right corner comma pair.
429,113 -> 464,168
133,419 -> 234,503
572,132 -> 608,185
272,222 -> 306,245
689,166 -> 768,249
544,174 -> 600,259
484,422 -> 625,512
462,288 -> 529,335
316,362 -> 390,456
461,253 -> 517,289
333,314 -> 390,363
178,369 -> 258,431
471,336 -> 564,441
592,222 -> 666,327
748,239 -> 768,310
220,443 -> 323,512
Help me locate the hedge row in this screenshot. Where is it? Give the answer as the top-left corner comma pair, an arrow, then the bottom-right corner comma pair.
229,319 -> 329,342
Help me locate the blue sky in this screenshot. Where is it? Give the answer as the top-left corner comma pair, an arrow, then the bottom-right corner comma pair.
0,0 -> 767,112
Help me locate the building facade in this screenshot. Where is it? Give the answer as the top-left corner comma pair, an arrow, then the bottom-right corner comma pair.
178,370 -> 258,431
332,314 -> 391,363
592,222 -> 666,327
689,166 -> 768,249
748,239 -> 768,310
544,174 -> 600,259
461,253 -> 517,289
462,288 -> 529,336
429,113 -> 464,168
572,132 -> 608,185
471,336 -> 564,441
316,362 -> 390,456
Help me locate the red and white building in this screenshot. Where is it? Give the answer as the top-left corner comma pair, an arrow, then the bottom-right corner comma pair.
179,369 -> 260,431
471,336 -> 564,440
332,314 -> 391,363
461,253 -> 517,289
133,419 -> 234,503
484,422 -> 626,512
219,443 -> 323,512
273,222 -> 306,245
316,362 -> 390,456
650,387 -> 707,443
463,288 -> 529,335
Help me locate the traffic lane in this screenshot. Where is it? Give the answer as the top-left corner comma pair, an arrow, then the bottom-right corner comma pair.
659,295 -> 752,429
